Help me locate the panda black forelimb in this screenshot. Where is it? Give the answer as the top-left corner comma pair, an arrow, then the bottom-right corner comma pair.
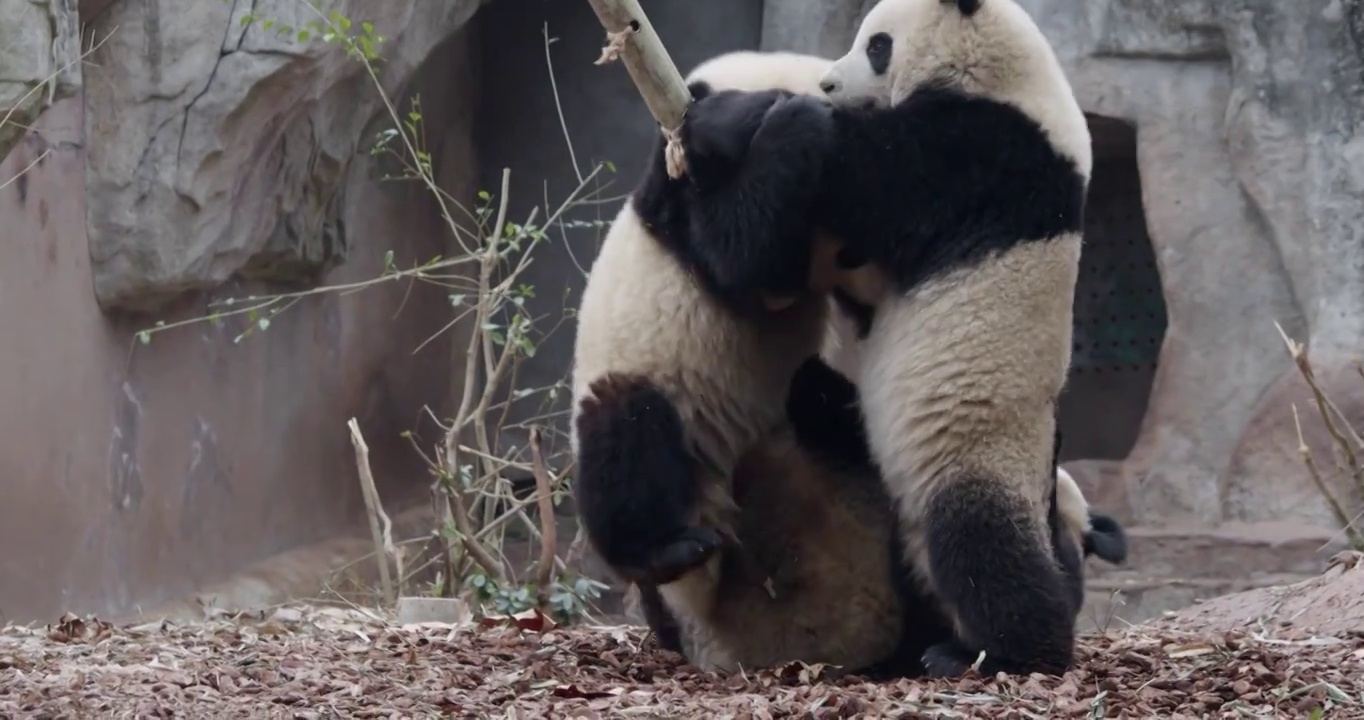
784,355 -> 874,469
633,85 -> 836,309
573,373 -> 725,586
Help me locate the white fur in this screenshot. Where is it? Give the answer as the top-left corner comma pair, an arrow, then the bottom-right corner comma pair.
1055,467 -> 1092,543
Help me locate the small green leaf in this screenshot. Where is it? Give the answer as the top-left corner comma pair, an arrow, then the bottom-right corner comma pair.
137,331 -> 152,345
257,318 -> 270,332
383,249 -> 395,268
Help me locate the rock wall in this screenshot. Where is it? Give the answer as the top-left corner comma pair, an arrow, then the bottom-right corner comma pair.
0,0 -> 80,162
0,2 -> 483,622
765,0 -> 1364,531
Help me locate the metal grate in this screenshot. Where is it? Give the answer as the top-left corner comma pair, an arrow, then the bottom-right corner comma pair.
1058,120 -> 1168,462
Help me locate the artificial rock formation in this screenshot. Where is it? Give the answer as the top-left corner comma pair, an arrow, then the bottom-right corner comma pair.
0,0 -> 81,161
765,0 -> 1364,531
82,0 -> 486,311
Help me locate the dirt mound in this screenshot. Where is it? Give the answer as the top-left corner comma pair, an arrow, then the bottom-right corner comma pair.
3,561 -> 1363,718
1152,551 -> 1364,640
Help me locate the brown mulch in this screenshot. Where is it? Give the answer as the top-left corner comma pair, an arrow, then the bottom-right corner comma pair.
2,603 -> 1363,719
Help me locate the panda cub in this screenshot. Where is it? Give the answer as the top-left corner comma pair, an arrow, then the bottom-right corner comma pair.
569,51 -> 843,630
637,354 -> 1129,677
665,0 -> 1096,677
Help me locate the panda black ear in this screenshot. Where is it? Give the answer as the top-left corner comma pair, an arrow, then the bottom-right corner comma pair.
951,0 -> 982,15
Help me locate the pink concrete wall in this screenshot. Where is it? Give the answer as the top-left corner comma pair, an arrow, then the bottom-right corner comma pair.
0,93 -> 464,623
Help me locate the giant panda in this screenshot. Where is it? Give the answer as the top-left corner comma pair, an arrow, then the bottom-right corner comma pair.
651,0 -> 1095,677
635,355 -> 1129,677
569,50 -> 845,630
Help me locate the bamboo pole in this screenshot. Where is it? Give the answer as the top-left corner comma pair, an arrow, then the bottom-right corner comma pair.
585,0 -> 692,178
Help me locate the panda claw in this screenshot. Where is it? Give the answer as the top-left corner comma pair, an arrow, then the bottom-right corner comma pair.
647,526 -> 724,584
921,641 -> 979,679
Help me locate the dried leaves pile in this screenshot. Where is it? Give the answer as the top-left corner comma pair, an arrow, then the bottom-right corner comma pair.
2,605 -> 1362,718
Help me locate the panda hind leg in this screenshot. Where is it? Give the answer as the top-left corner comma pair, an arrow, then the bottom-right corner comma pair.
1084,512 -> 1129,565
574,373 -> 725,586
918,473 -> 1077,678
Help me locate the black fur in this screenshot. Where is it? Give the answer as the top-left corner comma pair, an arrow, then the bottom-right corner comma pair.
784,356 -> 873,468
574,374 -> 724,585
672,83 -> 1085,302
919,475 -> 1077,677
1085,513 -> 1129,564
631,83 -> 835,314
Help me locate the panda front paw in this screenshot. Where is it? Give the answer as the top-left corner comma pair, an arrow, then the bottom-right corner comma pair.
647,526 -> 724,584
682,89 -> 787,187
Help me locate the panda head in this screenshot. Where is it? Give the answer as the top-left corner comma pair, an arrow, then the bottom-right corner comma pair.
685,51 -> 835,100
818,0 -> 1091,173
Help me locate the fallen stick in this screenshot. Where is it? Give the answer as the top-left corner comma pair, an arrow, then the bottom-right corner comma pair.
585,0 -> 692,178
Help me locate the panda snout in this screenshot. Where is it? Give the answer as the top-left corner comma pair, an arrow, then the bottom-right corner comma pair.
820,79 -> 841,94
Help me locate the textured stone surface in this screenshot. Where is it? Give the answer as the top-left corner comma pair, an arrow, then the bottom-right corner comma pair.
82,0 -> 485,311
0,0 -> 81,162
764,0 -> 1364,531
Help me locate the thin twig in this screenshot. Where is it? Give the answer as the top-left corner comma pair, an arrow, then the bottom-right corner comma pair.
347,418 -> 397,603
530,427 -> 558,609
1291,405 -> 1363,547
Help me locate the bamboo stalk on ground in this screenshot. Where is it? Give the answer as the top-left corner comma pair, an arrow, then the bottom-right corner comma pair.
584,0 -> 692,178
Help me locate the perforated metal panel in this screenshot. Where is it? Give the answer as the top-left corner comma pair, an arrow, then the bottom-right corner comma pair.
1057,117 -> 1168,462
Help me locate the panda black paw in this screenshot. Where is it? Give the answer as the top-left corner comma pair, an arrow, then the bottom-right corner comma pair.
921,641 -> 981,679
646,526 -> 724,584
683,89 -> 786,176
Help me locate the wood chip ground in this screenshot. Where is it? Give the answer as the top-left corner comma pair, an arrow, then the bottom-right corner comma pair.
3,600 -> 1363,718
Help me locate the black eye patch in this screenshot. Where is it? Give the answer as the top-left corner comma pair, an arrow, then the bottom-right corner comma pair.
865,32 -> 892,75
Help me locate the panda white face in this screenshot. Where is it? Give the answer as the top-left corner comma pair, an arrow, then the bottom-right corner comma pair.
817,0 -> 1092,174
820,0 -> 974,110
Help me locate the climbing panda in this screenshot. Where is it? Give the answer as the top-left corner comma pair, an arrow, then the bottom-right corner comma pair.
656,0 -> 1095,677
636,356 -> 1129,677
569,50 -> 843,628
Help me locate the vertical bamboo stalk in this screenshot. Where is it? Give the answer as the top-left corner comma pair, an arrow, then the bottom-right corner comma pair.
585,0 -> 692,177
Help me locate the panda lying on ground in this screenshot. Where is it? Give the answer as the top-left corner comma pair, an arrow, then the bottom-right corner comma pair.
654,0 -> 1100,677
637,350 -> 1128,677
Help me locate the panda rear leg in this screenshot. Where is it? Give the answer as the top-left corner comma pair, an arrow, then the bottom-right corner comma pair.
1084,512 -> 1129,564
918,474 -> 1077,678
574,373 -> 725,585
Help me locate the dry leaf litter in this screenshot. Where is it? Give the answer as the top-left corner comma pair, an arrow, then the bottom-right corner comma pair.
4,553 -> 1364,718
